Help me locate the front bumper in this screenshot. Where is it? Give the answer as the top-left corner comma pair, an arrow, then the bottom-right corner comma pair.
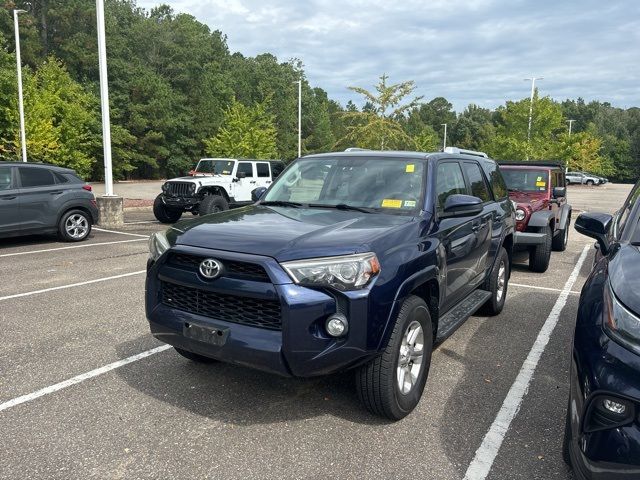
514,231 -> 547,246
145,246 -> 384,377
568,328 -> 640,479
162,194 -> 199,209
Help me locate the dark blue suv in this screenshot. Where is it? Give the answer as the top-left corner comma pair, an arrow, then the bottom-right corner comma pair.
564,182 -> 640,478
146,150 -> 515,420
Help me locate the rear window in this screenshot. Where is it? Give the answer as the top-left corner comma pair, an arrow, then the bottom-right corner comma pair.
484,162 -> 508,200
462,162 -> 492,202
19,167 -> 55,187
501,168 -> 549,192
0,166 -> 12,190
256,163 -> 270,177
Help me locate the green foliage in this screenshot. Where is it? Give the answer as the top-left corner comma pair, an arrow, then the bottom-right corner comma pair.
204,97 -> 278,159
414,125 -> 440,152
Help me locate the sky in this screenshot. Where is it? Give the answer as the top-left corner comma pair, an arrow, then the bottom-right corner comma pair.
136,0 -> 639,112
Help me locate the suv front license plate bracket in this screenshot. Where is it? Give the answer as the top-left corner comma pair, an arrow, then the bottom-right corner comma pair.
183,322 -> 229,346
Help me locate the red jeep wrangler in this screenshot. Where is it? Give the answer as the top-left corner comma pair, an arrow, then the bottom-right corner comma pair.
498,161 -> 572,272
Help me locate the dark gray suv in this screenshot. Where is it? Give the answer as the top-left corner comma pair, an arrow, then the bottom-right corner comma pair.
0,162 -> 99,242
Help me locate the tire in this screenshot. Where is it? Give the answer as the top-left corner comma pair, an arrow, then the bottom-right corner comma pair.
480,247 -> 509,316
356,295 -> 433,421
58,209 -> 92,242
552,217 -> 570,252
174,347 -> 217,364
529,226 -> 552,273
586,180 -> 594,186
153,195 -> 182,224
199,194 -> 229,216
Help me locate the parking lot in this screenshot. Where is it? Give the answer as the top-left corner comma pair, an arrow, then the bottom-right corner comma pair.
0,183 -> 632,480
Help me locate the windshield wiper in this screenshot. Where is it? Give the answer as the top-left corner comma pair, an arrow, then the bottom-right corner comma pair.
260,200 -> 303,208
508,188 -> 524,194
308,203 -> 377,213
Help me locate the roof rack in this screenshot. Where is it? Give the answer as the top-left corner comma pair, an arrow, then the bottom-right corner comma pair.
498,160 -> 565,168
443,147 -> 488,158
344,147 -> 370,152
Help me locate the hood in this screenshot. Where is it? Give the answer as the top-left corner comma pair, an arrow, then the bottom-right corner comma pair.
170,205 -> 419,262
609,244 -> 640,315
508,191 -> 548,211
167,174 -> 230,183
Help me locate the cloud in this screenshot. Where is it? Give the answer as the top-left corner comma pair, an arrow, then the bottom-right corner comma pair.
135,0 -> 640,111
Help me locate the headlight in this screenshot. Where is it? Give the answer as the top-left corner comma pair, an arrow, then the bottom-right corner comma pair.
148,231 -> 171,261
281,253 -> 381,291
515,209 -> 526,221
161,183 -> 169,192
603,282 -> 640,354
189,183 -> 196,192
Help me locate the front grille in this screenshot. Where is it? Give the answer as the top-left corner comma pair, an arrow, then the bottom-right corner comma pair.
167,253 -> 270,282
166,182 -> 194,196
161,281 -> 282,330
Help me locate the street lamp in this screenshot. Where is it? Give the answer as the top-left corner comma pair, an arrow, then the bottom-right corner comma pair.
567,119 -> 575,137
293,80 -> 302,158
441,123 -> 447,149
13,9 -> 27,163
96,0 -> 115,197
524,76 -> 543,159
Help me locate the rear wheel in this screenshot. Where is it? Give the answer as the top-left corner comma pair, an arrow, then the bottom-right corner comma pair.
552,218 -> 570,252
480,247 -> 509,315
153,195 -> 182,223
174,347 -> 217,364
356,295 -> 433,420
58,209 -> 92,242
529,226 -> 552,273
199,194 -> 229,216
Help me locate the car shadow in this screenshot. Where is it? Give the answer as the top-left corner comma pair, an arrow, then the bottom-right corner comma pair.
114,336 -> 388,427
0,233 -> 97,249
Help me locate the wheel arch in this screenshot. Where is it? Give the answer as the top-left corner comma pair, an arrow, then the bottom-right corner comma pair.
56,204 -> 95,226
200,186 -> 230,202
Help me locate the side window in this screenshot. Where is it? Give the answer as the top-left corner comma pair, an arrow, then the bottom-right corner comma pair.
256,163 -> 270,178
0,166 -> 12,190
19,167 -> 55,187
616,184 -> 640,237
436,162 -> 467,210
54,172 -> 69,184
236,162 -> 254,177
462,162 -> 492,202
486,163 -> 508,200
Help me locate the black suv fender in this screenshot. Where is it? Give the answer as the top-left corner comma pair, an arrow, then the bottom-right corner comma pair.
199,186 -> 230,202
528,210 -> 556,229
558,204 -> 572,230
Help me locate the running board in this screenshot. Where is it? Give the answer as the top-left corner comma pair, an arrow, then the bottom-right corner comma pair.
435,290 -> 492,343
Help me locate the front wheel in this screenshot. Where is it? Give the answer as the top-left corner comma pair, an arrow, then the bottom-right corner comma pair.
356,295 -> 433,420
199,194 -> 229,216
586,180 -> 594,186
153,195 -> 182,223
480,247 -> 509,315
529,226 -> 552,273
58,209 -> 92,242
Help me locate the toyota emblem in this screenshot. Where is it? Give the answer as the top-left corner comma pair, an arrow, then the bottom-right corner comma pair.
199,258 -> 223,279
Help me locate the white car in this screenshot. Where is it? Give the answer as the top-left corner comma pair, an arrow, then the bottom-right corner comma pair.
154,158 -> 285,223
566,171 -> 602,186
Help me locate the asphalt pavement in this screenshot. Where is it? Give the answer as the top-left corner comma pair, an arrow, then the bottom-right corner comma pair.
0,183 -> 633,479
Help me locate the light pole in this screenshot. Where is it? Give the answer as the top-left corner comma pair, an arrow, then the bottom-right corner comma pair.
567,119 -> 575,137
96,0 -> 114,197
441,123 -> 447,149
524,76 -> 543,159
294,80 -> 302,158
13,9 -> 27,163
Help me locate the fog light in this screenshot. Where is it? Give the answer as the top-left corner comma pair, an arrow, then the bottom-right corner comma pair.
603,399 -> 626,415
326,314 -> 349,337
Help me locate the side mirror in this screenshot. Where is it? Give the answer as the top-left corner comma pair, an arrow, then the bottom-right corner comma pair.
553,186 -> 566,198
251,186 -> 268,202
441,194 -> 483,218
236,172 -> 247,179
575,212 -> 613,254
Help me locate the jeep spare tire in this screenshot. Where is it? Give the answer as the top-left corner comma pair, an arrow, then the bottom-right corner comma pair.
153,194 -> 182,224
199,194 -> 229,216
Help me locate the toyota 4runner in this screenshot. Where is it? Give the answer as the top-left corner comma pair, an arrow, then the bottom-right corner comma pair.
499,161 -> 572,272
146,148 -> 515,420
153,158 -> 285,223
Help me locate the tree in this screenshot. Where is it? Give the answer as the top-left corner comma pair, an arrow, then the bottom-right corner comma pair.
339,74 -> 422,150
203,97 -> 278,159
413,125 -> 440,152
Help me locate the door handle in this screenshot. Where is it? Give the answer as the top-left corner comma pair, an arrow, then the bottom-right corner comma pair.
50,190 -> 63,195
249,181 -> 257,184
0,195 -> 16,200
471,225 -> 480,233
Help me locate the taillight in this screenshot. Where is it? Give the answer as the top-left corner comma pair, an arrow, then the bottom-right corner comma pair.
83,185 -> 92,192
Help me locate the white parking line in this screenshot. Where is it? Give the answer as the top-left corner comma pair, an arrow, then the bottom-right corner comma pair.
124,220 -> 160,225
0,345 -> 172,413
93,227 -> 149,238
0,239 -> 147,258
464,244 -> 590,480
510,283 -> 581,295
0,270 -> 146,302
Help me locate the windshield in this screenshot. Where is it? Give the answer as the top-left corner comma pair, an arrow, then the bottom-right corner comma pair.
501,169 -> 549,192
263,156 -> 425,214
195,159 -> 235,175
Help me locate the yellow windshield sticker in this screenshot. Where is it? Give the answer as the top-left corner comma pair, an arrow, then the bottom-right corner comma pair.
404,200 -> 416,208
406,164 -> 415,173
536,181 -> 546,187
382,199 -> 403,208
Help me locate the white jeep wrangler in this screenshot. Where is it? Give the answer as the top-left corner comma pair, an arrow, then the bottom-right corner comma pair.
154,158 -> 285,223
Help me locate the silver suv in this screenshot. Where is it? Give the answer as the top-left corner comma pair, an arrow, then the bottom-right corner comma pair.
566,171 -> 602,186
